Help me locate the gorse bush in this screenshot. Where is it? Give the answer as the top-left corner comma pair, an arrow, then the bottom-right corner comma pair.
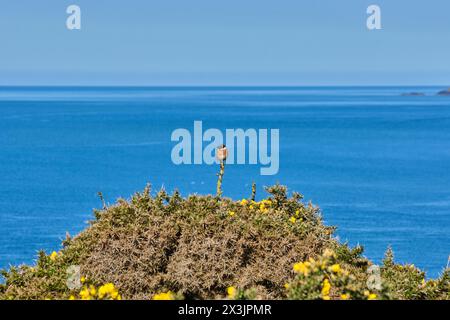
285,248 -> 387,300
381,247 -> 450,300
0,184 -> 448,300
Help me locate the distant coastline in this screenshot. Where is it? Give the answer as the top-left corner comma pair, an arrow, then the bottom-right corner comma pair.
402,87 -> 450,96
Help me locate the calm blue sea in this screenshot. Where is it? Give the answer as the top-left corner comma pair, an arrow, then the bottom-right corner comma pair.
0,86 -> 449,278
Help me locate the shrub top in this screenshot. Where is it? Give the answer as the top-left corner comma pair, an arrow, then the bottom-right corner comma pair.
0,184 -> 448,300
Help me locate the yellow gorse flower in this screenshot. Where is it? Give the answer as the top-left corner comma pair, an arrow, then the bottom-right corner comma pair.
321,279 -> 331,297
289,216 -> 297,224
367,293 -> 377,300
98,283 -> 117,299
259,202 -> 269,213
293,262 -> 309,276
71,282 -> 121,300
79,287 -> 91,300
228,211 -> 235,216
364,290 -> 377,300
227,286 -> 237,298
49,251 -> 58,261
329,264 -> 341,273
152,291 -> 175,300
239,198 -> 272,213
340,293 -> 350,300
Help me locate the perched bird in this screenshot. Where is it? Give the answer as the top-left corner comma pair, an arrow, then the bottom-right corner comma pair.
216,144 -> 228,162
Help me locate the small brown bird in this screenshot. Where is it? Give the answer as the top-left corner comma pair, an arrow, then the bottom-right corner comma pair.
216,144 -> 228,162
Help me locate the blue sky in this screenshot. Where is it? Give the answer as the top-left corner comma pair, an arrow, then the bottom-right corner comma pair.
0,0 -> 449,85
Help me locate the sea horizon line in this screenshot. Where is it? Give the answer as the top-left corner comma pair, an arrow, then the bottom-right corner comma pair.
0,84 -> 448,89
